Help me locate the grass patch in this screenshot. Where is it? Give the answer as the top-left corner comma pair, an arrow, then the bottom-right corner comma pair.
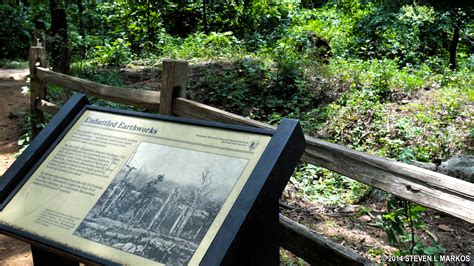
0,59 -> 28,69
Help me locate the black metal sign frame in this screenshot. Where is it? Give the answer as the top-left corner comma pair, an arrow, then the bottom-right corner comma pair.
0,93 -> 305,265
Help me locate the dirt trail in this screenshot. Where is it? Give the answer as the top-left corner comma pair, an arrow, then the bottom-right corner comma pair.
0,68 -> 33,265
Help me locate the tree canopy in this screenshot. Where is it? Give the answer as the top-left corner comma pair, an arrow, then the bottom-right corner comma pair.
1,0 -> 471,70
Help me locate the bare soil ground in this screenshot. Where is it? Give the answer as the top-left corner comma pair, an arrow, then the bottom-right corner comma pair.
0,68 -> 33,265
281,184 -> 474,263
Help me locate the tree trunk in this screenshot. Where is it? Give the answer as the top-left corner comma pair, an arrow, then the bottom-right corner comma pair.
449,24 -> 460,70
169,206 -> 187,235
146,5 -> 151,50
50,0 -> 70,74
76,0 -> 85,39
175,196 -> 197,237
76,0 -> 85,57
242,0 -> 252,39
147,188 -> 179,230
202,0 -> 208,34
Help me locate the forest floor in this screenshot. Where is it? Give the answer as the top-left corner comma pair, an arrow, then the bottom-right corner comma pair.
0,68 -> 33,265
0,67 -> 472,265
280,186 -> 474,263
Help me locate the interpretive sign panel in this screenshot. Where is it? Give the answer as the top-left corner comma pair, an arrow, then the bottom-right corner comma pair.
0,107 -> 272,265
0,94 -> 305,265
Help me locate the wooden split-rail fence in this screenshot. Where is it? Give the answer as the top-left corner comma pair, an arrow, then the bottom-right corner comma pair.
26,46 -> 474,265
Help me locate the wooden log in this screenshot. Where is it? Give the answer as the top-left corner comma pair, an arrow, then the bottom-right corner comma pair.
36,100 -> 60,114
303,136 -> 474,223
29,46 -> 47,137
279,214 -> 371,265
172,96 -> 474,224
36,67 -> 161,111
172,97 -> 274,130
160,59 -> 188,115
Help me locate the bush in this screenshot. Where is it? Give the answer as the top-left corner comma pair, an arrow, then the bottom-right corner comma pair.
0,3 -> 33,59
351,4 -> 451,66
320,59 -> 471,162
162,32 -> 243,61
190,57 -> 318,122
92,38 -> 132,66
291,163 -> 371,206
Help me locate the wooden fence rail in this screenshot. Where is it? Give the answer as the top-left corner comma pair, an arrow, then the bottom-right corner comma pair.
279,214 -> 370,265
36,67 -> 161,110
34,66 -> 474,224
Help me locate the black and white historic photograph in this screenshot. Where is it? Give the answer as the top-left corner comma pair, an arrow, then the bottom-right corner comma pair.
74,142 -> 249,265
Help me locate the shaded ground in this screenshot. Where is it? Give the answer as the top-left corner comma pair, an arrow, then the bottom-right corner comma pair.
0,68 -> 33,265
281,183 -> 474,263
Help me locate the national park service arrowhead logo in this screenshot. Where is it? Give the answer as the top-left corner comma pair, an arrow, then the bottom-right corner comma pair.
249,140 -> 260,151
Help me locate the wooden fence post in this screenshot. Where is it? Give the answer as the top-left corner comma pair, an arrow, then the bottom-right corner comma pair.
28,45 -> 47,137
160,59 -> 189,116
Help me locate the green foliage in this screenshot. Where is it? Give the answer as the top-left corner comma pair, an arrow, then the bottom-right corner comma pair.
92,38 -> 132,66
190,57 -> 318,122
294,1 -> 374,57
4,5 -> 473,262
0,60 -> 28,69
280,249 -> 307,266
243,1 -> 299,47
0,2 -> 33,59
15,120 -> 33,157
162,32 -> 243,61
320,58 -> 471,162
376,197 -> 445,257
291,163 -> 371,206
350,3 -> 452,66
71,64 -> 124,87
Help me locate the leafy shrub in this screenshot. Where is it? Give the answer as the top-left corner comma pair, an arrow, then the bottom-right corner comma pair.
293,1 -> 374,57
272,25 -> 332,65
328,58 -> 429,97
320,58 -> 471,162
0,60 -> 28,69
0,3 -> 33,59
351,4 -> 450,66
190,57 -> 318,122
377,197 -> 445,257
92,38 -> 132,66
242,1 -> 298,50
162,32 -> 243,61
291,163 -> 371,206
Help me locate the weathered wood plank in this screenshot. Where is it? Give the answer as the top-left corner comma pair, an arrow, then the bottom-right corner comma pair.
279,214 -> 371,265
172,96 -> 474,224
36,67 -> 161,111
160,59 -> 188,115
172,97 -> 275,130
36,100 -> 60,114
29,46 -> 47,137
303,136 -> 474,223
